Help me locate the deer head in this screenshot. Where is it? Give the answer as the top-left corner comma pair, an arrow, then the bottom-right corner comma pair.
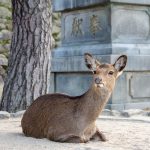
84,53 -> 127,91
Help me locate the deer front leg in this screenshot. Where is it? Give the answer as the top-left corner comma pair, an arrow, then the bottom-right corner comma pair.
91,128 -> 107,142
49,134 -> 88,143
64,135 -> 88,143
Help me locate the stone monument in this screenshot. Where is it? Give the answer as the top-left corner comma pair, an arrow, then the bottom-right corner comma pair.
51,0 -> 150,110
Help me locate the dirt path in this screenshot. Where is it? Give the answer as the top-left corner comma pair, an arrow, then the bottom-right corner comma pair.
0,117 -> 149,150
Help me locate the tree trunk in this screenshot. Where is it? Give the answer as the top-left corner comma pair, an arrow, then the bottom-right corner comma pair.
0,0 -> 52,112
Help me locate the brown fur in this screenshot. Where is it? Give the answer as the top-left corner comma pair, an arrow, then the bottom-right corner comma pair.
21,53 -> 127,143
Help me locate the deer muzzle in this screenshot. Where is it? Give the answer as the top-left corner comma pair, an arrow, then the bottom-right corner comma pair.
95,77 -> 104,88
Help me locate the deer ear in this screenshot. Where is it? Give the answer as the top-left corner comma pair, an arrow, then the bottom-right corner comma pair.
113,55 -> 127,76
84,53 -> 101,73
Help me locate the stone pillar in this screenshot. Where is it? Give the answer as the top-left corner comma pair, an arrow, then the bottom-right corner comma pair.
51,0 -> 150,110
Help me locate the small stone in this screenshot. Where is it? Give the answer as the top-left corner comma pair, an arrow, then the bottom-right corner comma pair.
1,30 -> 12,40
0,111 -> 10,119
0,18 -> 7,24
52,13 -> 59,20
0,7 -> 11,19
3,43 -> 11,51
0,23 -> 5,29
52,25 -> 61,34
0,54 -> 8,66
111,110 -> 121,116
147,112 -> 150,116
0,0 -> 11,8
10,110 -> 26,118
6,23 -> 12,30
121,109 -> 144,117
0,44 -> 6,53
142,111 -> 150,117
53,19 -> 61,27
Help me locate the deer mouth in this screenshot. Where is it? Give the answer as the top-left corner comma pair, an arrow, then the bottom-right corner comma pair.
97,83 -> 104,88
95,78 -> 104,88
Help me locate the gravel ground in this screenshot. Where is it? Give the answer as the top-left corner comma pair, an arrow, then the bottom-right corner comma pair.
0,117 -> 150,150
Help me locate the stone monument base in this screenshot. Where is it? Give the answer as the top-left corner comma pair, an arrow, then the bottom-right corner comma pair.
51,0 -> 150,110
50,51 -> 150,110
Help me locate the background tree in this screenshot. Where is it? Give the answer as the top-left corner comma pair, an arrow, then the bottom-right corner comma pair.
0,0 -> 52,112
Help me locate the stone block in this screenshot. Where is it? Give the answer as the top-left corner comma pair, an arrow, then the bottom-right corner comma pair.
53,0 -> 110,12
111,0 -> 150,5
111,73 -> 127,104
49,73 -> 55,93
52,0 -> 150,111
121,109 -> 144,117
10,110 -> 25,118
112,6 -> 150,43
0,111 -> 10,119
124,102 -> 150,110
53,0 -> 150,12
62,6 -> 111,45
51,54 -> 111,72
55,73 -> 92,96
130,74 -> 150,98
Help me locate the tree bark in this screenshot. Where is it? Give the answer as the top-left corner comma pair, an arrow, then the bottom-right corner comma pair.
0,0 -> 52,112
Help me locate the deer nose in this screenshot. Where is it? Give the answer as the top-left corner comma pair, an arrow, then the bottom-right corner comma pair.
95,77 -> 102,84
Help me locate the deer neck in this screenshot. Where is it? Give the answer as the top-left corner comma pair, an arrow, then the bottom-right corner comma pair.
79,85 -> 111,122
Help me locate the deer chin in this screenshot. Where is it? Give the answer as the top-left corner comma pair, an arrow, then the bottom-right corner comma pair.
97,83 -> 104,88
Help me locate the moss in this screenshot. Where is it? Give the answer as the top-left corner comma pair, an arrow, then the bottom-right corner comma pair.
5,19 -> 12,30
2,64 -> 8,70
0,3 -> 12,11
0,40 -> 10,46
5,24 -> 12,31
52,32 -> 59,36
0,28 -> 4,31
2,52 -> 9,58
5,16 -> 12,20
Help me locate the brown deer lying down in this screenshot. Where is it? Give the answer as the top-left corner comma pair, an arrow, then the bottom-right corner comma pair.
21,53 -> 127,143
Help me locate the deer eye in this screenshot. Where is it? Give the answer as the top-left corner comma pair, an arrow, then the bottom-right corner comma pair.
93,71 -> 96,74
108,71 -> 114,75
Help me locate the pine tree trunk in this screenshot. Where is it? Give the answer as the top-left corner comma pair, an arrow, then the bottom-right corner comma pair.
0,0 -> 52,112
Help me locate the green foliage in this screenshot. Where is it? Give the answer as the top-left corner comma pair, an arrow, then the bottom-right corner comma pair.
0,3 -> 12,12
0,39 -> 10,46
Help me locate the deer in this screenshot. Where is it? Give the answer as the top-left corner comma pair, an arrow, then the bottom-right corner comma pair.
21,53 -> 127,143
